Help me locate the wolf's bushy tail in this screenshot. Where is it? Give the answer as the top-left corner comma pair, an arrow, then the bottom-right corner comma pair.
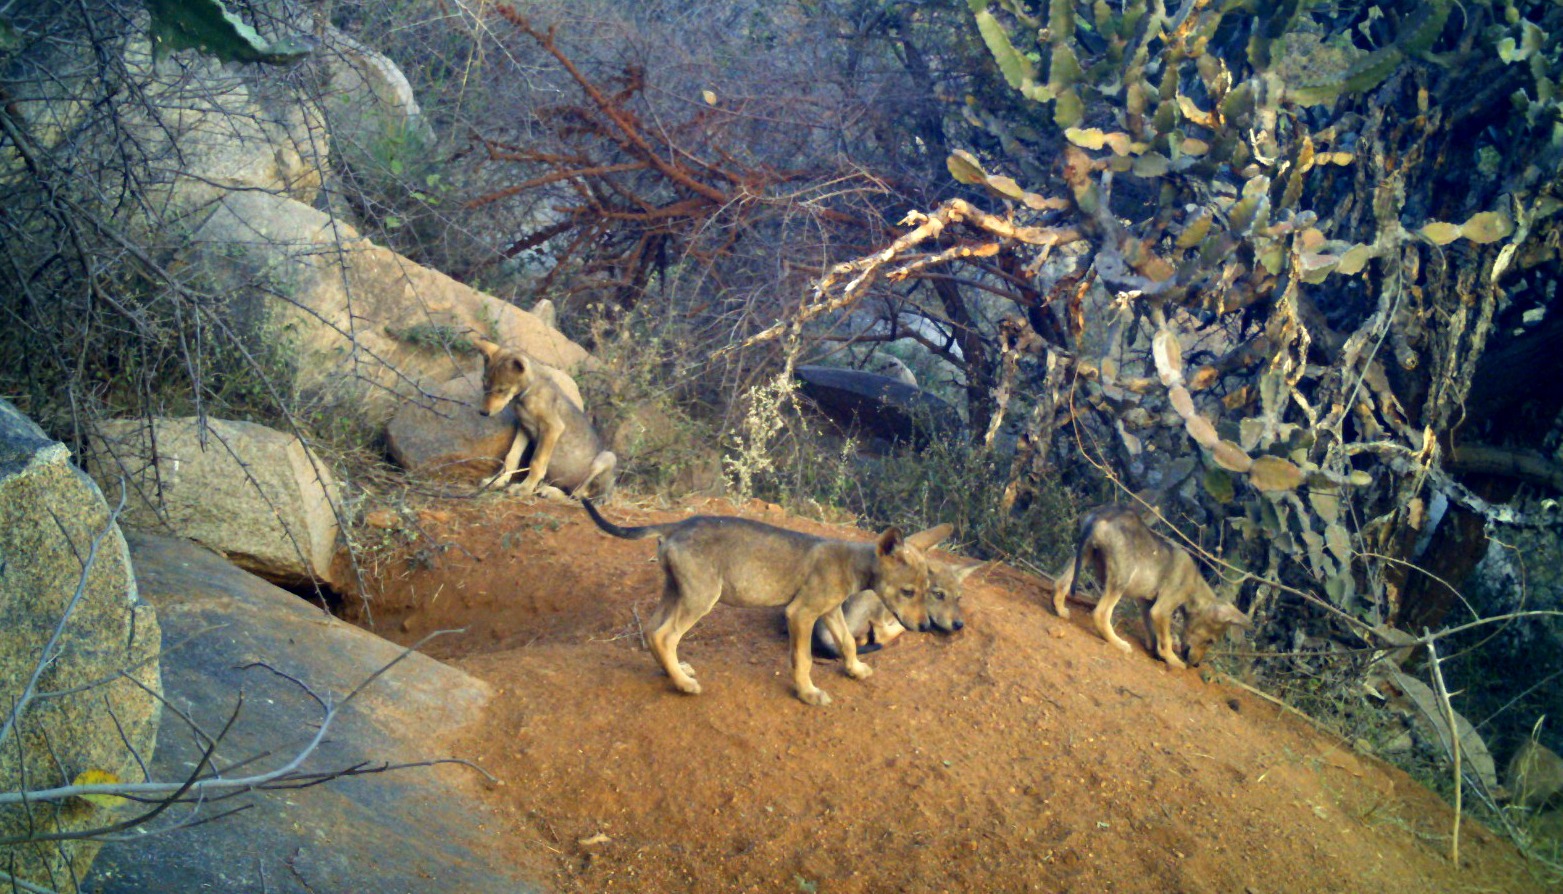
1064,513 -> 1097,605
581,498 -> 668,540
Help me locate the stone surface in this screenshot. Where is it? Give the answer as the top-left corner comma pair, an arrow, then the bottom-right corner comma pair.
0,399 -> 162,892
4,4 -> 326,213
183,189 -> 589,427
530,298 -> 558,329
87,532 -> 539,894
386,373 -> 521,482
864,352 -> 918,386
85,416 -> 341,586
318,27 -> 432,177
1508,740 -> 1563,810
795,364 -> 962,447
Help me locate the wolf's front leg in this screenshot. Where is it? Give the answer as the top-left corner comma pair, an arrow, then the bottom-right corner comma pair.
482,427 -> 529,490
821,606 -> 873,681
514,419 -> 563,497
1092,586 -> 1135,655
1147,596 -> 1186,668
786,603 -> 832,706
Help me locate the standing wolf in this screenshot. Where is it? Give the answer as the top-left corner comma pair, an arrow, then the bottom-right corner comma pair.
1053,505 -> 1249,668
582,499 -> 951,705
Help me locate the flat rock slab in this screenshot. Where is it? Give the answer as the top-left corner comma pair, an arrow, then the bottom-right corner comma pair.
795,365 -> 961,445
88,533 -> 539,894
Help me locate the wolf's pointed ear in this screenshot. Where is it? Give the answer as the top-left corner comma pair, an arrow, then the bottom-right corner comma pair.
1213,602 -> 1251,629
951,561 -> 986,582
904,523 -> 954,552
507,354 -> 530,375
473,338 -> 501,360
876,527 -> 905,556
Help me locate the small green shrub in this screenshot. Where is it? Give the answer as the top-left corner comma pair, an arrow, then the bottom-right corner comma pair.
384,322 -> 477,355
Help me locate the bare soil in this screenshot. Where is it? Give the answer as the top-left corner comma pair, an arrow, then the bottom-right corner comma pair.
343,494 -> 1552,894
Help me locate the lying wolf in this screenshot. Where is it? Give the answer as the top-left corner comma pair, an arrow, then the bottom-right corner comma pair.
582,498 -> 951,706
1053,505 -> 1249,668
473,338 -> 616,500
811,560 -> 979,659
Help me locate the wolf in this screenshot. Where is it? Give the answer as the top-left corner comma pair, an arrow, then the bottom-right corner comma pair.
582,498 -> 952,706
473,338 -> 616,499
811,560 -> 980,659
1053,505 -> 1249,668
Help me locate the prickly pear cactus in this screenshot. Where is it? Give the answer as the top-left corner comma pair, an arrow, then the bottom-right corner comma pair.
817,1 -> 1563,648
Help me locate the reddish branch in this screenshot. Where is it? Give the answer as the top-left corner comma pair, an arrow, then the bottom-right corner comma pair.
471,6 -> 883,313
493,6 -> 730,205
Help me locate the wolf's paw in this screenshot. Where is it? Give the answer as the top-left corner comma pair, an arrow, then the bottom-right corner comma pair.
845,662 -> 874,681
1161,653 -> 1187,670
673,677 -> 702,695
678,661 -> 697,678
1112,639 -> 1134,655
480,472 -> 509,491
798,687 -> 833,707
509,478 -> 540,498
536,484 -> 570,503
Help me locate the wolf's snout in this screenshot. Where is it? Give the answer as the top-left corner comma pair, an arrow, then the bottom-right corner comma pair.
478,408 -> 490,417
951,619 -> 964,632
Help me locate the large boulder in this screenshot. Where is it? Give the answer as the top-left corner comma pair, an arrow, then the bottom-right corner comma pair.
795,365 -> 962,447
183,189 -> 588,428
88,532 -> 542,894
385,373 -> 520,482
0,399 -> 162,892
318,27 -> 433,178
3,4 -> 326,213
85,417 -> 341,586
1508,739 -> 1563,811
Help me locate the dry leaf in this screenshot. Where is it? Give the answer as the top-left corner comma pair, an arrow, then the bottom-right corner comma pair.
72,769 -> 127,809
947,150 -> 986,185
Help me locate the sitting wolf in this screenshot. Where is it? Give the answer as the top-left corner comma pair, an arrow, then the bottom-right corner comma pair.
473,338 -> 616,500
1053,505 -> 1248,668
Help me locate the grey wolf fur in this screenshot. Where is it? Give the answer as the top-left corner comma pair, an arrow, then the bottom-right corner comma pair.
812,560 -> 979,659
582,498 -> 952,706
473,338 -> 616,499
1052,505 -> 1249,668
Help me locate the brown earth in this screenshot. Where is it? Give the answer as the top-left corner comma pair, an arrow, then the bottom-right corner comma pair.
342,494 -> 1553,894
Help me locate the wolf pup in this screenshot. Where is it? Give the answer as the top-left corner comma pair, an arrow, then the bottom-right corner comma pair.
473,338 -> 616,500
1053,505 -> 1248,668
582,498 -> 952,706
811,560 -> 979,659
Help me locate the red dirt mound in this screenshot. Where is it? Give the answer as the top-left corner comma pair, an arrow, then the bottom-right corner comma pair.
344,495 -> 1550,894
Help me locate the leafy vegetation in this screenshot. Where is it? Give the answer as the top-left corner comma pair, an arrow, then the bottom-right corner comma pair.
4,0 -> 1563,864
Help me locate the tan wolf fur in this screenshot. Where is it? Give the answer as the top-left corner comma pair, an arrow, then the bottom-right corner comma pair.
1052,505 -> 1249,668
473,338 -> 616,499
811,560 -> 980,659
582,498 -> 952,706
